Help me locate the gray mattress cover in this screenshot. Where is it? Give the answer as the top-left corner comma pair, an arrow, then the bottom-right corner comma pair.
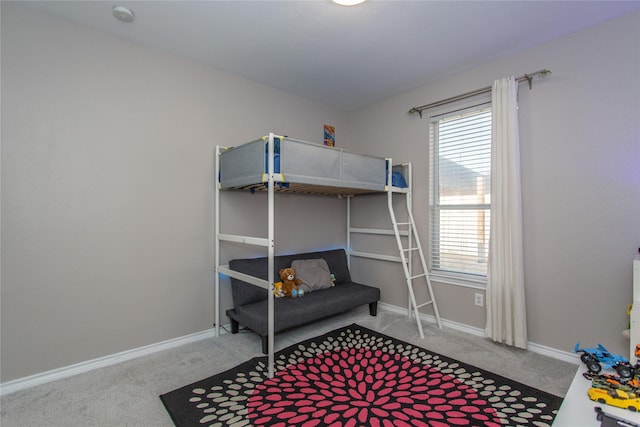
219,136 -> 389,194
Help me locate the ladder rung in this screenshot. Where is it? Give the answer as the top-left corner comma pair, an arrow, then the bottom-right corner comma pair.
409,273 -> 427,280
416,301 -> 434,309
395,222 -> 412,226
401,247 -> 419,252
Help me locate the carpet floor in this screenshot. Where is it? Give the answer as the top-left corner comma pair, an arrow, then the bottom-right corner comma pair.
161,324 -> 564,427
1,309 -> 578,427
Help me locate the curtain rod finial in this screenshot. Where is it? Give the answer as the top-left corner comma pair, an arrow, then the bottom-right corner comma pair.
524,74 -> 533,89
407,108 -> 422,118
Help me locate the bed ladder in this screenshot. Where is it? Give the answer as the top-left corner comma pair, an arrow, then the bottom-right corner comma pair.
387,166 -> 442,338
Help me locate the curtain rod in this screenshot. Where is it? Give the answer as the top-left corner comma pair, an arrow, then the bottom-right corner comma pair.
408,69 -> 551,118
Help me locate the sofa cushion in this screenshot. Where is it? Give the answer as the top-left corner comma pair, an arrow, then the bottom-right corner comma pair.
226,282 -> 380,336
228,248 -> 352,307
291,258 -> 331,293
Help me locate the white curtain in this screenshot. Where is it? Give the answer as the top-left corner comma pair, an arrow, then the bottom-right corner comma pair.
485,77 -> 528,348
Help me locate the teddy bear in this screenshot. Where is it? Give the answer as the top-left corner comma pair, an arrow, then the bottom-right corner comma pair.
278,267 -> 303,298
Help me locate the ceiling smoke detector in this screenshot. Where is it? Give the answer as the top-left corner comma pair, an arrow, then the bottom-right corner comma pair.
112,6 -> 134,23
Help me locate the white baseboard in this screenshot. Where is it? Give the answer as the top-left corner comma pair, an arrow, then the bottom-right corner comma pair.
2,306 -> 579,397
378,302 -> 580,365
378,302 -> 486,337
527,341 -> 580,365
0,326 -> 228,397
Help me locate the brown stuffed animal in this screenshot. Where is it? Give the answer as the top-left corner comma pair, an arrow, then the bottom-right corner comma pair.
279,267 -> 302,298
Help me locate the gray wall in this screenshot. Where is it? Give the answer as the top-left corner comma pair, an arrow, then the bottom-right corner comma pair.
344,11 -> 640,356
0,4 -> 346,382
2,3 -> 639,383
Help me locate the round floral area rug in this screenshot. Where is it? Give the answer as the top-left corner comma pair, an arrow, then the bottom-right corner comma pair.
160,325 -> 563,427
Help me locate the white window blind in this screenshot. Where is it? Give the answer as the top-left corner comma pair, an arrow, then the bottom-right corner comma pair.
429,103 -> 492,281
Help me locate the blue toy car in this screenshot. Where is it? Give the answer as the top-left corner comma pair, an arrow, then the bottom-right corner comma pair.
575,343 -> 633,379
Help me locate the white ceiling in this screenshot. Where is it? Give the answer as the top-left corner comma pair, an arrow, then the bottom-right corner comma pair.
23,0 -> 640,111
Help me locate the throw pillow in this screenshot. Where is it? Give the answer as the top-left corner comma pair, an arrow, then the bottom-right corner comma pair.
291,258 -> 331,293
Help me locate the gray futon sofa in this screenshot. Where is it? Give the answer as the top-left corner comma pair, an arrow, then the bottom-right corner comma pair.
225,248 -> 380,353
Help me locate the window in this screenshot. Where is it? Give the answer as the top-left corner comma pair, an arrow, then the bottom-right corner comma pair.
429,103 -> 491,283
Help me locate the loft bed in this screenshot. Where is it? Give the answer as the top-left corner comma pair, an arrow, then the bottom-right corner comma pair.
213,133 -> 437,378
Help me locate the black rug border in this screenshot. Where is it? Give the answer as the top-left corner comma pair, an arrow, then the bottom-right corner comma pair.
160,323 -> 563,426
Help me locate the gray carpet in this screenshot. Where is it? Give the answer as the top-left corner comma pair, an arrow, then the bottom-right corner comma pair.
0,309 -> 577,427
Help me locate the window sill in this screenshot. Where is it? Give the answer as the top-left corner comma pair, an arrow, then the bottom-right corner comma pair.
429,271 -> 486,290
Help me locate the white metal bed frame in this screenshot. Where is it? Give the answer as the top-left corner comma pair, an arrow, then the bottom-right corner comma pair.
213,133 -> 441,377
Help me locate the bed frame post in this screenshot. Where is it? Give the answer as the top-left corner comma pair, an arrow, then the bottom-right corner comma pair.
214,146 -> 221,338
346,196 -> 352,271
406,163 -> 414,320
266,133 -> 276,378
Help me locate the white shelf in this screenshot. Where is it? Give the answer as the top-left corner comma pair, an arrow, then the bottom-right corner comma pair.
553,368 -> 640,426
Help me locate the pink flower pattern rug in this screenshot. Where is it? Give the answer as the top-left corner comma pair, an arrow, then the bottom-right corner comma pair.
160,324 -> 562,426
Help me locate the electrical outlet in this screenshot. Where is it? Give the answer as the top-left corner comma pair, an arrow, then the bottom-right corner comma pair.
474,292 -> 484,307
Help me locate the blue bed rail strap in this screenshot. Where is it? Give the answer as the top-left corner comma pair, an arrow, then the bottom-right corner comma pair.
264,136 -> 282,174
